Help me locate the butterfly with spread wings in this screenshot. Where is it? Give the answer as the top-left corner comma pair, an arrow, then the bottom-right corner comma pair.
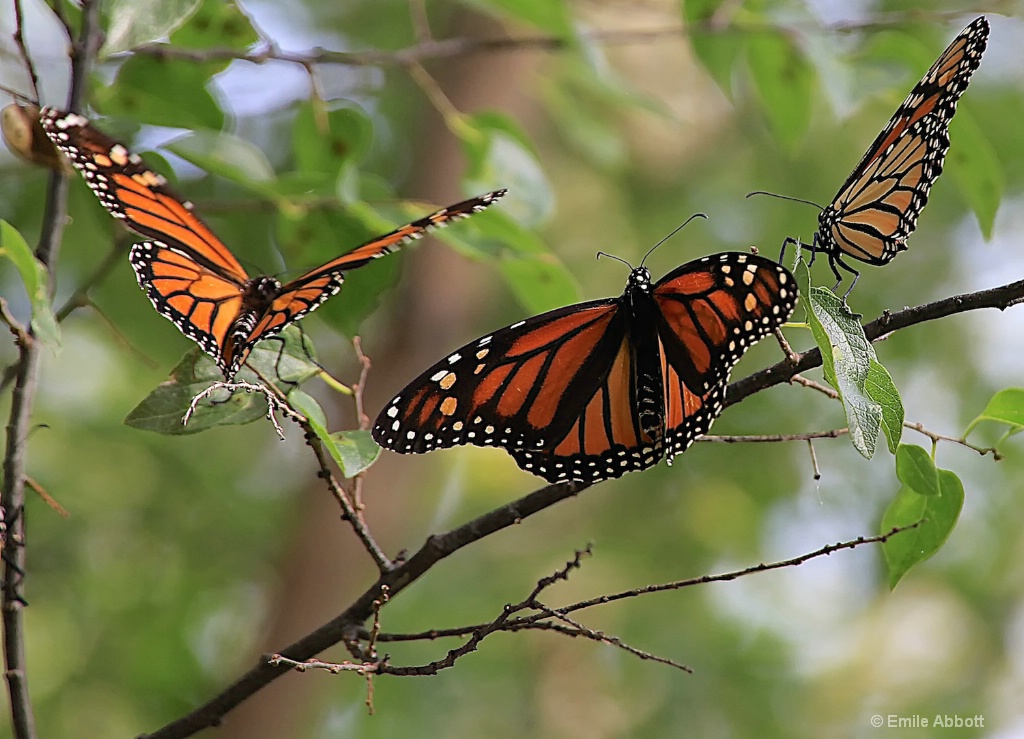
39,107 -> 505,379
373,251 -> 797,484
777,16 -> 989,290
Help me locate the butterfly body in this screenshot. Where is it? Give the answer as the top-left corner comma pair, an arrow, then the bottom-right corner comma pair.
790,16 -> 989,289
374,252 -> 797,483
40,106 -> 505,379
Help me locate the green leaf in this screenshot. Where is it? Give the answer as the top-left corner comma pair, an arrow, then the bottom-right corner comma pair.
124,353 -> 267,435
166,130 -> 276,187
683,0 -> 744,96
747,32 -> 815,150
802,276 -> 880,458
946,111 -> 1003,239
325,430 -> 381,478
287,389 -> 328,430
895,444 -> 939,497
288,391 -> 380,477
966,388 -> 1024,437
168,0 -> 257,51
94,55 -> 224,130
0,220 -> 60,350
470,0 -> 573,34
462,114 -> 553,228
866,358 -> 903,453
124,326 -> 320,435
101,0 -> 202,56
499,254 -> 581,315
292,103 -> 372,176
882,469 -> 965,588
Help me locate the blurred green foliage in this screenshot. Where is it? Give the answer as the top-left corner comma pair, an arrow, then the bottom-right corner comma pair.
1,1 -> 1023,738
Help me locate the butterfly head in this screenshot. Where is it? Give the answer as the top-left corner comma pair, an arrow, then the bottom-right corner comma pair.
627,266 -> 653,293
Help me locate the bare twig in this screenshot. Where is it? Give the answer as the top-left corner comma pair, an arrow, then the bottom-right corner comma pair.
904,421 -> 999,459
807,439 -> 821,480
128,12 -> 984,70
700,429 -> 846,444
790,373 -> 840,400
531,601 -> 692,672
369,524 -> 918,645
12,0 -> 40,103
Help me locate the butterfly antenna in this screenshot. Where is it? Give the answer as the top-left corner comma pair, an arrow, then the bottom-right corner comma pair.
596,251 -> 634,270
746,190 -> 824,211
640,212 -> 708,267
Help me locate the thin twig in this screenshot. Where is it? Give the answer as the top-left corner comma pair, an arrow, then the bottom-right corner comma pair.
531,601 -> 691,672
369,524 -> 918,644
790,373 -> 840,400
807,439 -> 821,480
128,12 -> 982,70
699,429 -> 846,444
12,0 -> 40,103
904,421 -> 999,459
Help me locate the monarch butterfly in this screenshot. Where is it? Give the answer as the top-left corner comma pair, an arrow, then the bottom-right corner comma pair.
774,16 -> 989,290
39,107 -> 505,379
372,251 -> 797,483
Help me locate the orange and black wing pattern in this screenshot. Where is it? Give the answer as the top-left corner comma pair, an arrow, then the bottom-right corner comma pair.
373,252 -> 797,483
39,107 -> 249,282
816,16 -> 989,273
242,191 -> 509,348
372,299 -> 645,482
652,253 -> 797,459
232,190 -> 508,371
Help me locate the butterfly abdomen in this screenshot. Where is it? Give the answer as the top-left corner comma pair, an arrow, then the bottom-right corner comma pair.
625,267 -> 666,443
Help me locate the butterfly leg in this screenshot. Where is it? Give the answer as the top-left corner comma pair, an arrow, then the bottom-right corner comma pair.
827,253 -> 861,297
779,236 -> 800,267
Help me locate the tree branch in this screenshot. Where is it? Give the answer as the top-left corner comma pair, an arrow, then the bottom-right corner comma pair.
141,273 -> 1024,738
1,2 -> 103,737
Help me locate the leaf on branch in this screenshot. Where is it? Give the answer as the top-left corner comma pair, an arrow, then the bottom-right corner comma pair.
124,326 -> 319,434
101,0 -> 203,56
798,259 -> 887,458
746,31 -> 815,150
168,0 -> 258,52
965,388 -> 1024,443
288,390 -> 380,477
93,55 -> 225,130
882,462 -> 964,589
0,220 -> 60,351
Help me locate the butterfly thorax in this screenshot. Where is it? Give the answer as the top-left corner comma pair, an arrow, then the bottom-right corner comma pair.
624,266 -> 664,443
226,277 -> 283,345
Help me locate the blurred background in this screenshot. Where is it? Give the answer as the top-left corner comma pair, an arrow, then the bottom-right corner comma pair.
1,0 -> 1023,736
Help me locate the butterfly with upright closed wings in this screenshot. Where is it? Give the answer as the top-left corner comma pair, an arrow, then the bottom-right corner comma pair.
768,16 -> 989,291
373,251 -> 797,483
39,107 -> 505,379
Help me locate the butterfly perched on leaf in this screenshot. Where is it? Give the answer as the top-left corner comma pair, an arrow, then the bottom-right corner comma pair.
39,107 -> 506,379
373,251 -> 797,483
775,16 -> 989,290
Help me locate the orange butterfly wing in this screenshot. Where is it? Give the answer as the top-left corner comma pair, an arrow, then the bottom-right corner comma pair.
232,191 -> 508,373
40,108 -> 248,282
815,16 -> 989,274
374,253 -> 797,483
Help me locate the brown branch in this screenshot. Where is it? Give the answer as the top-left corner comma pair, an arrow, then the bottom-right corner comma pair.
370,524 -> 918,645
726,278 -> 1024,408
699,429 -> 846,444
1,2 -> 103,737
904,421 -> 999,459
127,12 -> 984,70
